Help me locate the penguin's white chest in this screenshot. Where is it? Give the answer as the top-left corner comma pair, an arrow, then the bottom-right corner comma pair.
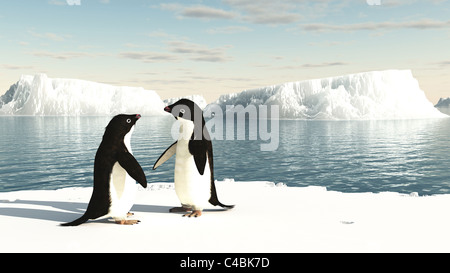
108,162 -> 136,218
173,121 -> 211,210
108,127 -> 137,220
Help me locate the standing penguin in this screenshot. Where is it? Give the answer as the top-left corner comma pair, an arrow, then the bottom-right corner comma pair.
61,114 -> 147,226
153,99 -> 234,217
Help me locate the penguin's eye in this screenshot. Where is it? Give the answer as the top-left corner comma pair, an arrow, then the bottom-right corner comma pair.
126,119 -> 131,123
180,109 -> 186,114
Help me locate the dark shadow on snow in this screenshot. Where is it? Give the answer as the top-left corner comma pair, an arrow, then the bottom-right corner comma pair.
0,199 -> 176,224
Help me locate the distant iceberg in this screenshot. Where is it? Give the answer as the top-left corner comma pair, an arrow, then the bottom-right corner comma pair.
164,94 -> 207,110
0,74 -> 166,116
207,70 -> 447,120
2,70 -> 447,119
435,97 -> 450,116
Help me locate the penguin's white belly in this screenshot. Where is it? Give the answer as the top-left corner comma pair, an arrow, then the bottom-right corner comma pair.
174,144 -> 211,210
108,162 -> 136,220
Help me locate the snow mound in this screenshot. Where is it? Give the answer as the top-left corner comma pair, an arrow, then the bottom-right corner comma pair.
164,94 -> 207,109
208,70 -> 447,120
0,74 -> 166,116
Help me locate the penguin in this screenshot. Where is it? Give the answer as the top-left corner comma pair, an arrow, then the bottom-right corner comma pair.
61,114 -> 147,226
153,99 -> 234,217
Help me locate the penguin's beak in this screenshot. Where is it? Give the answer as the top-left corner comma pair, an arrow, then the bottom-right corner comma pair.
136,114 -> 141,119
164,106 -> 171,113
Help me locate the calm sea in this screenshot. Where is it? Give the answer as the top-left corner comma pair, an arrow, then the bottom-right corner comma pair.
1,116 -> 449,195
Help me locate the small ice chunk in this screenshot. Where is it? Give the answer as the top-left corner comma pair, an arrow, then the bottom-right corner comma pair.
409,192 -> 419,197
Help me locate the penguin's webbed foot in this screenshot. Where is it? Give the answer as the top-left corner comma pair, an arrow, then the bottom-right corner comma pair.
170,206 -> 192,213
127,212 -> 134,217
183,210 -> 202,218
115,219 -> 140,225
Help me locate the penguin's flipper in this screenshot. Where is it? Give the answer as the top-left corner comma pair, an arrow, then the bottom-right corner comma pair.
118,152 -> 147,188
189,140 -> 207,175
153,141 -> 177,170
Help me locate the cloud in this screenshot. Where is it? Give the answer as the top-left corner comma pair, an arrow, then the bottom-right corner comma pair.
167,41 -> 233,62
160,4 -> 236,20
301,62 -> 348,68
30,51 -> 94,60
380,0 -> 450,7
48,0 -> 110,5
207,26 -> 253,34
307,40 -> 354,47
222,0 -> 304,25
28,30 -> 71,42
249,13 -> 301,25
160,1 -> 304,25
298,19 -> 450,32
165,1 -> 450,26
278,62 -> 349,70
118,52 -> 180,62
119,41 -> 233,63
181,5 -> 236,19
3,64 -> 35,70
435,61 -> 450,67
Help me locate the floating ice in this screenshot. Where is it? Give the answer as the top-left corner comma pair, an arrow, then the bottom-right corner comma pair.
208,70 -> 447,120
0,74 -> 166,116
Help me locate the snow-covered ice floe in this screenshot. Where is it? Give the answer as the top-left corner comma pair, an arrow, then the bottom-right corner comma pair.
207,70 -> 447,120
2,180 -> 450,253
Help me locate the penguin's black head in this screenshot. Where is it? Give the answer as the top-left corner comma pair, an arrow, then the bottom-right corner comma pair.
164,99 -> 203,122
104,114 -> 141,139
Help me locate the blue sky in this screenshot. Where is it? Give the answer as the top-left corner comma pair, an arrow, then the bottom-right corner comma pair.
1,0 -> 450,103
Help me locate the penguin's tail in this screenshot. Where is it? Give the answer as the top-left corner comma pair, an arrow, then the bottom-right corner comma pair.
209,181 -> 235,210
60,215 -> 89,227
210,199 -> 235,210
218,203 -> 235,210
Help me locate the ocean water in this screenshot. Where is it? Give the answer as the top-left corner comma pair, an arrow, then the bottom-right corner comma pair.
1,116 -> 449,195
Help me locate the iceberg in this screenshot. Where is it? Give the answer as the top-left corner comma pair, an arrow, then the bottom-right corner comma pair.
164,94 -> 207,109
207,70 -> 447,120
435,97 -> 450,108
435,97 -> 450,116
0,74 -> 166,116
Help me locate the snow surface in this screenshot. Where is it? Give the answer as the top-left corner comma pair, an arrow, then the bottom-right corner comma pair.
207,70 -> 447,120
0,74 -> 166,116
1,181 -> 450,252
164,95 -> 207,109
